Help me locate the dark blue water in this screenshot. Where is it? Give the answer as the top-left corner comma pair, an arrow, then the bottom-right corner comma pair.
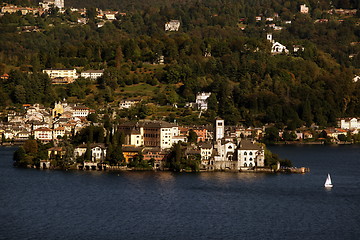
0,145 -> 360,240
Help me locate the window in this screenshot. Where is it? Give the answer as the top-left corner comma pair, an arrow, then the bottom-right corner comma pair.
244,163 -> 247,167
244,152 -> 247,155
249,152 -> 253,155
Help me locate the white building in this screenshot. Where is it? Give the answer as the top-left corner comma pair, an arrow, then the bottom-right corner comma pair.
237,140 -> 265,169
34,127 -> 53,142
39,0 -> 64,9
81,70 -> 104,80
353,75 -> 360,83
338,118 -> 360,130
196,92 -> 211,111
119,100 -> 140,109
300,4 -> 309,14
129,129 -> 143,147
267,33 -> 289,54
74,143 -> 107,162
43,69 -> 78,80
165,20 -> 180,31
72,106 -> 90,118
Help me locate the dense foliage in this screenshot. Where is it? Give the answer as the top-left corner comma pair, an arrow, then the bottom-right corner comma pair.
1,0 -> 360,127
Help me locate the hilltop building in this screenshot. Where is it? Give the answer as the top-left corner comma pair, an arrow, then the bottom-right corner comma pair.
39,0 -> 64,10
300,4 -> 309,14
165,20 -> 180,31
43,69 -> 78,80
267,33 -> 289,54
196,92 -> 211,111
80,70 -> 104,80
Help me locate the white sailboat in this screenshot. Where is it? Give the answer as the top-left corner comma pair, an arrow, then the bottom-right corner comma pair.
324,173 -> 333,188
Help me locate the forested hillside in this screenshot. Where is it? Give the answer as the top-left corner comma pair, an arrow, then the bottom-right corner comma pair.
1,0 -> 360,127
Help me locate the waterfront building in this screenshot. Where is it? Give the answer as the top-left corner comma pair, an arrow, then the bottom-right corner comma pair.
118,121 -> 180,150
74,143 -> 107,162
338,117 -> 360,130
237,140 -> 265,169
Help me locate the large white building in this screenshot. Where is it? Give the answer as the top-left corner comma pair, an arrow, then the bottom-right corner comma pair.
43,69 -> 78,79
237,140 -> 265,169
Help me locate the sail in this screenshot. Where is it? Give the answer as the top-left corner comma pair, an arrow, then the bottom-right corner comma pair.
324,173 -> 333,187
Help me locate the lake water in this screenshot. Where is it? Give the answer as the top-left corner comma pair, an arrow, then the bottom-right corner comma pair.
0,145 -> 360,240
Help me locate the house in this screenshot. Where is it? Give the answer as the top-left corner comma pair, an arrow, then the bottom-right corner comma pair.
103,11 -> 117,20
192,127 -> 208,142
34,127 -> 53,142
53,127 -> 66,139
142,147 -> 168,169
0,73 -> 9,80
165,20 -> 180,31
15,131 -> 30,141
43,69 -> 78,80
72,106 -> 90,118
353,75 -> 360,83
127,129 -> 143,147
122,145 -> 144,163
74,143 -> 107,162
195,92 -> 211,111
300,4 -> 309,14
47,147 -> 65,159
271,42 -> 289,54
80,70 -> 104,80
199,142 -> 213,169
39,0 -> 64,10
293,45 -> 305,53
267,33 -> 289,54
119,100 -> 140,109
3,130 -> 14,140
337,118 -> 360,130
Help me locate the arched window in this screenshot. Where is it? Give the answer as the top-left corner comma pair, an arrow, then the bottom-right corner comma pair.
244,152 -> 247,155
249,158 -> 252,161
249,152 -> 253,155
244,163 -> 247,167
249,163 -> 253,167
